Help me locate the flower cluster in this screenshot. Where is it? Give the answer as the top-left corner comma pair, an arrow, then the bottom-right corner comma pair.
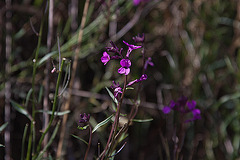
101,35 -> 154,99
101,40 -> 141,75
79,113 -> 90,124
162,96 -> 201,122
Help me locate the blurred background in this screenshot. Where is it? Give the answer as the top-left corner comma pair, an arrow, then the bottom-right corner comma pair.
1,0 -> 240,159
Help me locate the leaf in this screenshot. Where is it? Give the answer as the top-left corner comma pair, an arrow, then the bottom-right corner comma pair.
132,118 -> 153,123
35,110 -> 70,116
92,114 -> 114,133
36,122 -> 60,160
10,100 -> 32,120
0,122 -> 8,133
77,125 -> 89,130
71,134 -> 88,145
25,88 -> 33,107
105,87 -> 118,105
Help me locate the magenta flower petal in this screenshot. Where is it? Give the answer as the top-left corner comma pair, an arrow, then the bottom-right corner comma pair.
162,106 -> 171,114
123,40 -> 142,57
139,74 -> 147,81
114,87 -> 122,97
127,79 -> 138,86
124,68 -> 130,75
187,100 -> 197,110
118,67 -> 125,74
120,59 -> 131,68
133,0 -> 141,5
101,52 -> 110,65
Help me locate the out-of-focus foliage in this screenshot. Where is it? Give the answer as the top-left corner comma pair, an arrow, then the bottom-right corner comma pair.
1,0 -> 240,159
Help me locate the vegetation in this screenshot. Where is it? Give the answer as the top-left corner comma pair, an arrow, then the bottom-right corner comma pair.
1,0 -> 240,159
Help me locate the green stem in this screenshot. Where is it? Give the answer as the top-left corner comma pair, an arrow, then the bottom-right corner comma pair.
34,58 -> 66,158
26,13 -> 45,160
100,75 -> 127,160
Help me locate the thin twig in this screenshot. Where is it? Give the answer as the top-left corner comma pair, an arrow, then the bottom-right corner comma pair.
56,0 -> 90,158
84,125 -> 92,160
5,0 -> 12,159
43,0 -> 54,156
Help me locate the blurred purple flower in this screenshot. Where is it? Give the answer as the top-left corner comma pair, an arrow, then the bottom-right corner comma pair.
123,40 -> 142,58
144,57 -> 154,70
133,33 -> 145,43
79,113 -> 90,124
114,87 -> 123,98
187,100 -> 197,110
127,74 -> 147,86
101,52 -> 110,65
133,0 -> 149,6
133,0 -> 141,5
111,81 -> 122,98
118,59 -> 131,75
162,96 -> 201,122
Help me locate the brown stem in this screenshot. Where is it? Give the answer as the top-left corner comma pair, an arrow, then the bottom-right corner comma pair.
5,0 -> 12,159
43,0 -> 54,156
56,0 -> 90,158
100,75 -> 127,160
84,125 -> 92,160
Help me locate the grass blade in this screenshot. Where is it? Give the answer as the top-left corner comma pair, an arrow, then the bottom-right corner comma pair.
92,114 -> 113,133
0,122 -> 8,133
72,134 -> 88,145
21,124 -> 29,160
10,100 -> 32,120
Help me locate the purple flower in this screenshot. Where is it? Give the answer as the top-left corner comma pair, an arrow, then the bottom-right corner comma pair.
162,96 -> 201,122
144,57 -> 154,70
106,41 -> 123,56
101,52 -> 110,65
162,100 -> 175,114
79,113 -> 90,124
127,74 -> 147,86
133,33 -> 145,43
133,0 -> 141,5
114,87 -> 123,98
118,59 -> 131,75
111,81 -> 122,98
185,109 -> 201,123
123,40 -> 142,58
187,100 -> 197,110
162,106 -> 171,114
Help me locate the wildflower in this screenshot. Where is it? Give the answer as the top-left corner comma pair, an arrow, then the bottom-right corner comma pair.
162,96 -> 201,122
123,40 -> 142,58
144,57 -> 154,70
118,59 -> 131,75
114,87 -> 123,98
101,52 -> 111,65
106,41 -> 123,56
162,100 -> 175,114
79,113 -> 90,124
111,81 -> 122,98
127,74 -> 147,86
133,33 -> 145,43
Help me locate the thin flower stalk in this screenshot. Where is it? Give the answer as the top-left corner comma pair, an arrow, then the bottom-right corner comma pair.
26,9 -> 46,160
34,58 -> 66,158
